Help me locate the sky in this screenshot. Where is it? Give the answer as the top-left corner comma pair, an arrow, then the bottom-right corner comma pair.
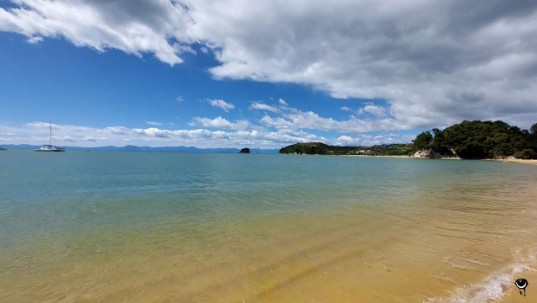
1,0 -> 536,148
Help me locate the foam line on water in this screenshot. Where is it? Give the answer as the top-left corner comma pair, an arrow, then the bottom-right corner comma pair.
425,247 -> 536,303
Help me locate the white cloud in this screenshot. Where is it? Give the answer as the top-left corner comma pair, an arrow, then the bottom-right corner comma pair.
0,121 -> 330,148
334,133 -> 415,147
192,0 -> 537,129
1,115 -> 421,149
189,116 -> 249,130
103,126 -> 131,135
134,127 -> 172,138
2,1 -> 537,128
340,104 -> 388,118
0,0 -> 192,65
26,36 -> 43,44
362,104 -> 386,118
146,121 -> 162,126
335,135 -> 355,146
208,99 -> 235,112
258,102 -> 400,134
250,101 -> 279,113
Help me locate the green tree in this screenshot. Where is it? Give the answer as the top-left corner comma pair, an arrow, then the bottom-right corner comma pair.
412,131 -> 433,150
492,143 -> 513,158
414,120 -> 535,159
515,149 -> 536,159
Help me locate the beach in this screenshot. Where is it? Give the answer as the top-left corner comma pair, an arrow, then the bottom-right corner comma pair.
503,159 -> 537,166
503,272 -> 536,303
1,152 -> 536,302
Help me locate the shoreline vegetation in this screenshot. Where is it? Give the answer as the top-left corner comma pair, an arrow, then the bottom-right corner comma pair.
279,142 -> 415,156
279,120 -> 537,164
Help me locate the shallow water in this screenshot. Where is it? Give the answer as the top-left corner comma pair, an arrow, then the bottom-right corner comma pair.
1,151 -> 536,302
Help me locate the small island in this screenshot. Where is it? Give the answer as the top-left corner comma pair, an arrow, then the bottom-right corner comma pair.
239,148 -> 251,154
280,120 -> 537,160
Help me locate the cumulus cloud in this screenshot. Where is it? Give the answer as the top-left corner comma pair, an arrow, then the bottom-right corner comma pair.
362,104 -> 387,118
2,0 -> 537,129
26,36 -> 43,44
198,0 -> 537,129
191,0 -> 537,129
250,101 -> 279,113
0,0 -> 192,65
334,133 -> 416,147
0,121 -> 328,148
208,99 -> 235,112
103,126 -> 131,135
257,101 -> 400,133
341,103 -> 388,118
189,116 -> 251,130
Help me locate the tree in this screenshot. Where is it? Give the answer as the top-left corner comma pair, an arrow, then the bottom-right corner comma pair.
492,143 -> 513,158
531,123 -> 537,134
412,131 -> 433,150
412,120 -> 536,159
454,142 -> 487,159
515,149 -> 536,160
529,123 -> 537,154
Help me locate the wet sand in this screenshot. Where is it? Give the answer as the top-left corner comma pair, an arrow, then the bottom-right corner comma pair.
2,187 -> 536,303
502,270 -> 536,303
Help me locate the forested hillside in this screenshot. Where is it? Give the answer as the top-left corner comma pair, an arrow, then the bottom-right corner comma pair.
279,142 -> 412,156
279,120 -> 537,159
412,120 -> 537,159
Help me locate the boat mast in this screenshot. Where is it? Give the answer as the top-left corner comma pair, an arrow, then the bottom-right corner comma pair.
49,121 -> 53,146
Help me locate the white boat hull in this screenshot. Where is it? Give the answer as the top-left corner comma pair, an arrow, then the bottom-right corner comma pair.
35,145 -> 65,152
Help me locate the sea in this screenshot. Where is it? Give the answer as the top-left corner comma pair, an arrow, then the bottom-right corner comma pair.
1,151 -> 536,302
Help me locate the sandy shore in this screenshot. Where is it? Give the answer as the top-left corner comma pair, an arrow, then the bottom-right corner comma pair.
345,155 -> 537,165
502,159 -> 537,166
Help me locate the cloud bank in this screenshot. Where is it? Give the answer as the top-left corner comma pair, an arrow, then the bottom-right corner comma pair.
0,100 -> 415,148
2,0 -> 537,130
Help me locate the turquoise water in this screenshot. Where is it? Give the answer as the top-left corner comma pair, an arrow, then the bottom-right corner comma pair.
0,152 -> 420,237
0,153 -> 513,241
1,151 -> 537,302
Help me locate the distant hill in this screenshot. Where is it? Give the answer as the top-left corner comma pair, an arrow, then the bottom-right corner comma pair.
279,142 -> 413,156
0,144 -> 279,154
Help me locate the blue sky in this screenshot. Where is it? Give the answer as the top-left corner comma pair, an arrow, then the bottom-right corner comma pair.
1,1 -> 536,148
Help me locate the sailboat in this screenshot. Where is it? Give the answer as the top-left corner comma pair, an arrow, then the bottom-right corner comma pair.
35,122 -> 65,152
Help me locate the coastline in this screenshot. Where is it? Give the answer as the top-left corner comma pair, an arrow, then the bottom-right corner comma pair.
345,154 -> 537,166
341,154 -> 411,158
2,152 -> 537,302
501,159 -> 537,166
501,270 -> 537,303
